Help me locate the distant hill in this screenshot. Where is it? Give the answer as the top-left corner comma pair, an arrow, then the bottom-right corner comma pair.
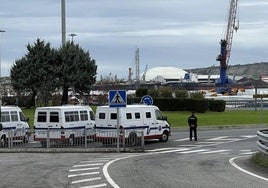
185,62 -> 268,79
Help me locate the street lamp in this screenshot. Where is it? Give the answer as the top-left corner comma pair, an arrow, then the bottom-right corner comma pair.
0,30 -> 5,123
68,33 -> 77,43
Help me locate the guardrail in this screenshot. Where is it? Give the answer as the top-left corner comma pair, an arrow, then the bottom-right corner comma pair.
0,128 -> 144,152
256,129 -> 268,155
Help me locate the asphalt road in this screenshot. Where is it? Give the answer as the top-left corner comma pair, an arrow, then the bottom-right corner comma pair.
0,127 -> 267,188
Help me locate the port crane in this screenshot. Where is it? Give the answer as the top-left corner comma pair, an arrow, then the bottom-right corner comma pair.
216,0 -> 239,94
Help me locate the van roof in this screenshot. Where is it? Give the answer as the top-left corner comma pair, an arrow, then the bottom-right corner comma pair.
97,104 -> 158,109
1,106 -> 21,110
36,105 -> 91,110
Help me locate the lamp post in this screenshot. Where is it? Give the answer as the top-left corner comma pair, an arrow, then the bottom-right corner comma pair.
68,33 -> 77,43
0,30 -> 5,122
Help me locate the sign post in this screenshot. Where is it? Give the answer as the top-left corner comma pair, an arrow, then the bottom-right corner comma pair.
109,90 -> 127,152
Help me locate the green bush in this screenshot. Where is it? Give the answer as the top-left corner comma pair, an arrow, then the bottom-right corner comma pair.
209,100 -> 226,112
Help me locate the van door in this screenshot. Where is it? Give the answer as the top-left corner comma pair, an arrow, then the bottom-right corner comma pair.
144,110 -> 157,136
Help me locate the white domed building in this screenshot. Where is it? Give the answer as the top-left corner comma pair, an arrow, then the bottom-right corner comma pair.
142,66 -> 192,83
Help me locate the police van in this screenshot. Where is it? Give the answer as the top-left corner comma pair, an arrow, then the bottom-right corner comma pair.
0,106 -> 30,147
95,104 -> 171,144
34,105 -> 95,147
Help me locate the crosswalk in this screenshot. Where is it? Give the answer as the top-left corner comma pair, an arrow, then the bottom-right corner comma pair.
146,135 -> 257,155
67,135 -> 256,187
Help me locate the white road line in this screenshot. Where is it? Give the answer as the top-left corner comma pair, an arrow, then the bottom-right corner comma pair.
240,135 -> 256,138
73,163 -> 104,168
71,177 -> 101,184
207,136 -> 239,141
173,138 -> 189,141
240,152 -> 256,155
229,157 -> 268,182
69,167 -> 100,172
68,172 -> 100,178
146,148 -> 177,152
179,149 -> 208,154
80,160 -> 109,163
80,183 -> 107,188
201,149 -> 230,154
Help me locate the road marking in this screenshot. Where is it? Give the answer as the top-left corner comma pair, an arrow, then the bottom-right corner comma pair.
201,149 -> 230,154
68,171 -> 100,178
229,157 -> 268,182
71,177 -> 101,184
69,167 -> 100,172
240,135 -> 256,138
179,149 -> 208,154
146,148 -> 177,152
80,160 -> 109,163
73,163 -> 104,168
80,183 -> 107,188
173,138 -> 189,141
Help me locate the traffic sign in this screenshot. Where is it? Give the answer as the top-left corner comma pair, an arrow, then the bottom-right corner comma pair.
109,90 -> 127,107
141,95 -> 153,105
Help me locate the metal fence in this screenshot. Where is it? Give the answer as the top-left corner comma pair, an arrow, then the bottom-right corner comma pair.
256,129 -> 268,155
0,128 -> 144,152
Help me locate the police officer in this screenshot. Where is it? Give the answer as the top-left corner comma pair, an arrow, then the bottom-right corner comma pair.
188,111 -> 198,141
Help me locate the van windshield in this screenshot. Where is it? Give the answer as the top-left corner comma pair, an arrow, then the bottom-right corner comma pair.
155,110 -> 164,120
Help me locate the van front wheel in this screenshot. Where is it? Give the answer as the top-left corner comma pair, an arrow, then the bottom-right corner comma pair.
159,131 -> 169,142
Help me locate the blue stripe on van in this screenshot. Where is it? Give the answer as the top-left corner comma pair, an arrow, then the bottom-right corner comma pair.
95,125 -> 150,130
34,126 -> 86,130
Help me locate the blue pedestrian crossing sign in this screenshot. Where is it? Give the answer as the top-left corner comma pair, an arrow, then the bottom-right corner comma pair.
109,90 -> 127,107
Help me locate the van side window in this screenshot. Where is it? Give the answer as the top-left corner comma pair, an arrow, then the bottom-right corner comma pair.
19,111 -> 27,121
155,110 -> 163,120
1,112 -> 10,122
135,113 -> 140,119
50,112 -> 59,122
90,111 -> 95,120
110,113 -> 117,120
11,111 -> 18,121
65,111 -> 79,122
126,113 -> 132,119
37,112 -> 47,122
99,113 -> 105,119
80,110 -> 88,121
146,112 -> 151,118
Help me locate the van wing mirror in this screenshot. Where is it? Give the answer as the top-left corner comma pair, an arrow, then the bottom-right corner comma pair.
0,123 -> 2,131
163,116 -> 167,121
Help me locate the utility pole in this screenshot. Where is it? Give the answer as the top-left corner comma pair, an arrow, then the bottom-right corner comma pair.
61,0 -> 66,46
0,30 -> 5,122
135,48 -> 140,87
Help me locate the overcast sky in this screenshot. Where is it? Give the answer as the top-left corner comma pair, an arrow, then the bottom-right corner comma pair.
0,0 -> 267,80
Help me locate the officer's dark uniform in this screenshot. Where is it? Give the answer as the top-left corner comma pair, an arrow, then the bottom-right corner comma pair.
188,112 -> 198,141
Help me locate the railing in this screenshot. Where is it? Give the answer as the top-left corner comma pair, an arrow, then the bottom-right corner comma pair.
256,129 -> 268,155
0,128 -> 144,152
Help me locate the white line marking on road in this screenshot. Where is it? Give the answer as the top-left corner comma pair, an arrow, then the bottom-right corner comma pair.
71,177 -> 101,184
69,167 -> 100,172
240,152 -> 256,155
229,157 -> 268,182
201,149 -> 230,154
73,163 -> 103,168
179,149 -> 208,154
240,135 -> 256,138
173,138 -> 189,141
80,160 -> 109,163
146,148 -> 177,152
68,172 -> 99,178
80,183 -> 107,188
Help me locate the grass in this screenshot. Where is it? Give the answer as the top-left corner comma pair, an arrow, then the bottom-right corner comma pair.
21,107 -> 268,128
252,152 -> 268,168
164,109 -> 268,127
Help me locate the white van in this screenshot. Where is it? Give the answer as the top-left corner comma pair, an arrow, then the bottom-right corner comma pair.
34,105 -> 95,146
95,104 -> 171,143
0,106 -> 30,147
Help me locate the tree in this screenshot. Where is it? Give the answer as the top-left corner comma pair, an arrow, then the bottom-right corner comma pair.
57,41 -> 97,104
10,39 -> 57,107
